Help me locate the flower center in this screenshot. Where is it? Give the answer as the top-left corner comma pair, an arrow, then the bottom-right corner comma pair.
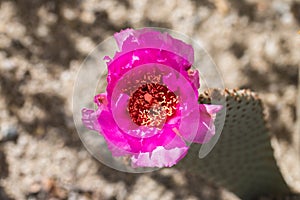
128,83 -> 178,127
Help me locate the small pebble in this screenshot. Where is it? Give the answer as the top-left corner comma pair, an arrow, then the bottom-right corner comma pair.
0,125 -> 18,143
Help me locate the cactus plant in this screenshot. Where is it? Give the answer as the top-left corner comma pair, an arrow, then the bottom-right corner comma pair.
178,89 -> 290,199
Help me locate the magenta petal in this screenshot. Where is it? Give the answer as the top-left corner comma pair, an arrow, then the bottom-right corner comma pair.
179,104 -> 222,144
126,124 -> 177,153
192,104 -> 222,144
106,49 -> 195,101
131,134 -> 188,168
97,110 -> 132,156
82,93 -> 108,132
111,93 -> 139,131
162,72 -> 179,92
113,28 -> 135,50
204,104 -> 223,115
81,108 -> 102,132
98,108 -> 180,155
114,28 -> 194,64
106,28 -> 198,103
178,113 -> 199,143
161,67 -> 200,93
131,146 -> 188,168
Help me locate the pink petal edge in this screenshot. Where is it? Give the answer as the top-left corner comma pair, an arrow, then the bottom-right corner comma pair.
81,108 -> 102,132
192,104 -> 223,144
114,28 -> 194,64
131,146 -> 189,168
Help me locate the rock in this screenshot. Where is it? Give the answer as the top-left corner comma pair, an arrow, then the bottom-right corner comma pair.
0,125 -> 18,143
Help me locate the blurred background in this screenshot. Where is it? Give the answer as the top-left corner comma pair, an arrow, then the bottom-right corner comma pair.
0,0 -> 299,199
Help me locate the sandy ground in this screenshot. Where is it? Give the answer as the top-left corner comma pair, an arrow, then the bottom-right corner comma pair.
0,0 -> 299,199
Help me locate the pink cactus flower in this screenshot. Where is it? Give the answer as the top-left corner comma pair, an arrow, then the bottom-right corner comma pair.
82,28 -> 222,168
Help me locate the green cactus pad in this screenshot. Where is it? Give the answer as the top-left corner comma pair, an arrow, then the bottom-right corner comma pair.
178,89 -> 290,199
